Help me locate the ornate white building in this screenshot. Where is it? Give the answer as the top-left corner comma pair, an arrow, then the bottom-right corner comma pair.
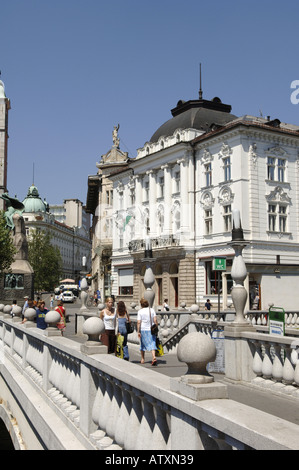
22,184 -> 91,280
87,94 -> 299,310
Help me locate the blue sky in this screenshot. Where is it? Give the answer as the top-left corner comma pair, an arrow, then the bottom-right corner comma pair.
1,0 -> 299,205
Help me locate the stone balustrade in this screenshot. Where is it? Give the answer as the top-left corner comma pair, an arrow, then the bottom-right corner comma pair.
1,315 -> 299,450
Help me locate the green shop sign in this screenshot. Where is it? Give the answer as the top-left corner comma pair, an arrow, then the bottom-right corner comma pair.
212,257 -> 226,271
269,307 -> 285,336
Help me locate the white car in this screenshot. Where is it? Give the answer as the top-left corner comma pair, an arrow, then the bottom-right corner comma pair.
61,291 -> 74,303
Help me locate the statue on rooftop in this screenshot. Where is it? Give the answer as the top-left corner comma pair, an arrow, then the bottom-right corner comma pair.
0,192 -> 25,230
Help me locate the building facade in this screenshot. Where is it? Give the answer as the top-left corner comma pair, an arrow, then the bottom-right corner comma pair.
23,184 -> 91,281
87,94 -> 299,310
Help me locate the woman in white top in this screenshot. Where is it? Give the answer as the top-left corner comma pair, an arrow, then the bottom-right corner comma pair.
100,297 -> 116,353
137,297 -> 158,366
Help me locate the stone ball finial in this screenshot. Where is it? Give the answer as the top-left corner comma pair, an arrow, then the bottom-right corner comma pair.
11,305 -> 22,318
24,308 -> 36,321
3,305 -> 12,315
190,304 -> 199,314
177,332 -> 216,384
83,316 -> 105,342
45,310 -> 61,327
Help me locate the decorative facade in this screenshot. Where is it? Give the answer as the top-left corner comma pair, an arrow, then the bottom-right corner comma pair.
22,184 -> 91,280
87,96 -> 299,310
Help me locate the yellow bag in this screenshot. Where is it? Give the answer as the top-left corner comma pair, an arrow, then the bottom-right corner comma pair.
116,334 -> 124,359
156,337 -> 164,357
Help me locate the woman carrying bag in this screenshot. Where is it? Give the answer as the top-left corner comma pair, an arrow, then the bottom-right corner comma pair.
100,297 -> 117,354
137,297 -> 158,366
115,300 -> 130,361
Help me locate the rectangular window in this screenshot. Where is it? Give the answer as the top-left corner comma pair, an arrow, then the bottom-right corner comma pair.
267,157 -> 275,180
159,176 -> 164,198
277,159 -> 285,182
223,157 -> 231,181
278,205 -> 287,232
223,205 -> 232,232
268,204 -> 276,231
144,181 -> 149,201
205,209 -> 212,235
205,163 -> 212,186
174,171 -> 180,193
118,268 -> 133,296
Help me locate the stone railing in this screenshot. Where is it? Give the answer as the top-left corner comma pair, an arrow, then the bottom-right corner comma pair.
1,316 -> 299,450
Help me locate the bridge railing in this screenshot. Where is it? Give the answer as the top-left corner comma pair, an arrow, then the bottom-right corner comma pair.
1,315 -> 299,450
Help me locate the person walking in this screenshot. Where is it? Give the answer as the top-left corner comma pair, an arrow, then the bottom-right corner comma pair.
116,300 -> 130,361
36,300 -> 48,330
100,297 -> 116,354
55,300 -> 66,336
137,297 -> 158,366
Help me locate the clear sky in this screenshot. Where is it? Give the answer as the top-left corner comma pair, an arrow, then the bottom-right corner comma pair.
1,0 -> 299,205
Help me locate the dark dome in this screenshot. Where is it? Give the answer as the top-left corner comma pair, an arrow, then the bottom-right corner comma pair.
150,97 -> 237,143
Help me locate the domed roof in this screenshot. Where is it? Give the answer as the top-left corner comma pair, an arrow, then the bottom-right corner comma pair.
150,96 -> 238,143
23,184 -> 48,213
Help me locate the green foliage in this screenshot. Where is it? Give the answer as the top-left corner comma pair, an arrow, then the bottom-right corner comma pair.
28,229 -> 63,292
0,211 -> 17,275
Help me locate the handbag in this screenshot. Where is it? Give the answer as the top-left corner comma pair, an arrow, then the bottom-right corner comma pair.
125,311 -> 134,334
126,321 -> 134,334
149,307 -> 158,335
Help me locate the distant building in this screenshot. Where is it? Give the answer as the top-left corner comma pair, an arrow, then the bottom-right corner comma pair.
23,184 -> 91,281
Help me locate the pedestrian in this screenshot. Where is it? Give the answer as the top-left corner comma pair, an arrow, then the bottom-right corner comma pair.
55,300 -> 66,336
21,299 -> 35,325
205,299 -> 212,311
50,295 -> 54,309
22,296 -> 29,319
36,300 -> 48,330
99,297 -> 116,354
116,300 -> 130,361
163,299 -> 170,311
137,297 -> 158,366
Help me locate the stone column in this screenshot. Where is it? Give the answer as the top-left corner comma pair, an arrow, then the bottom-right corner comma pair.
134,175 -> 143,240
177,156 -> 189,237
162,164 -> 172,235
147,169 -> 157,237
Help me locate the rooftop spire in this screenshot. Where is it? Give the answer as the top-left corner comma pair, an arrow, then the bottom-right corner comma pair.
199,63 -> 203,100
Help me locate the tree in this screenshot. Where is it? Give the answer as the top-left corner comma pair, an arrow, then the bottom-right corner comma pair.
28,229 -> 63,292
0,211 -> 17,276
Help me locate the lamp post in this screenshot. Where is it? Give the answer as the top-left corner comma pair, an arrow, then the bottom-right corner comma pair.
143,236 -> 156,308
229,210 -> 248,324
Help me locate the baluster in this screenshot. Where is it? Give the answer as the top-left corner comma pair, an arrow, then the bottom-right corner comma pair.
272,344 -> 283,382
114,383 -> 132,447
151,400 -> 170,450
124,389 -> 143,450
282,346 -> 295,385
97,374 -> 111,433
261,342 -> 273,379
135,394 -> 156,450
105,379 -> 122,440
293,349 -> 299,387
252,340 -> 263,377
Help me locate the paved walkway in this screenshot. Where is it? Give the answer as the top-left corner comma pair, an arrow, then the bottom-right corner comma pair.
64,311 -> 299,427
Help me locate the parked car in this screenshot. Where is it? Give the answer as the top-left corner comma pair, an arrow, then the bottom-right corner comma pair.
61,291 -> 75,303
